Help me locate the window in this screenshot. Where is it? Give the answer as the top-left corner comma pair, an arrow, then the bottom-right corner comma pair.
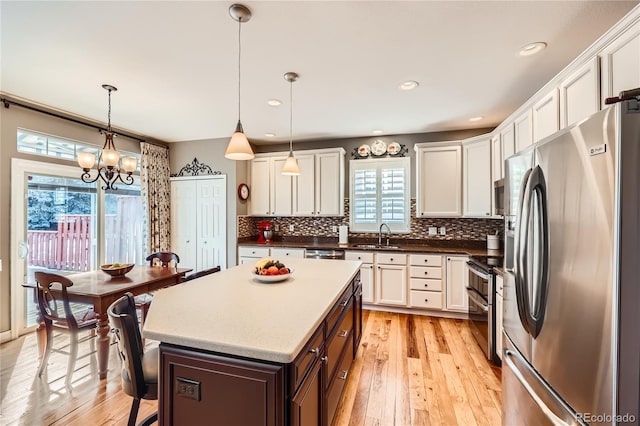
350,157 -> 410,233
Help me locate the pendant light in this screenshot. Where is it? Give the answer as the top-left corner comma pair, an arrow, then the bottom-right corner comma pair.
78,84 -> 137,190
225,4 -> 255,160
281,72 -> 300,175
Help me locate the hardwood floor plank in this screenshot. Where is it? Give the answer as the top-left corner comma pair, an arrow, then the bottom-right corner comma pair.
394,314 -> 412,426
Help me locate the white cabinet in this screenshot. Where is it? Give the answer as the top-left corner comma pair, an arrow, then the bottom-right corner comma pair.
293,149 -> 345,216
501,124 -> 515,161
559,57 -> 600,128
414,143 -> 462,217
600,19 -> 640,108
514,109 -> 533,153
532,88 -> 559,142
171,176 -> 227,272
491,135 -> 502,182
270,247 -> 305,259
444,255 -> 469,313
238,246 -> 270,265
375,253 -> 407,306
408,254 -> 443,310
346,251 -> 375,304
462,136 -> 492,217
249,156 -> 292,216
495,274 -> 504,360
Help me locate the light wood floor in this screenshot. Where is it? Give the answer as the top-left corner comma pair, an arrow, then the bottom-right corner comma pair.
0,310 -> 501,425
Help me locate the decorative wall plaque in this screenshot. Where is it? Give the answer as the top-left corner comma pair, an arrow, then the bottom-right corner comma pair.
171,158 -> 223,177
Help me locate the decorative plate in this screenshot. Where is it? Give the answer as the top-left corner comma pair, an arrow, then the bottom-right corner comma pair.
371,139 -> 387,156
253,268 -> 294,283
387,142 -> 401,155
357,144 -> 371,157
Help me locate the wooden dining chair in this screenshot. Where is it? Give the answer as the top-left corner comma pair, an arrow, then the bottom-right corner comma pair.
183,266 -> 221,282
108,292 -> 158,426
136,252 -> 181,326
34,271 -> 98,385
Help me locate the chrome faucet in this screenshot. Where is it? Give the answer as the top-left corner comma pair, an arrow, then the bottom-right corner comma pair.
378,223 -> 391,246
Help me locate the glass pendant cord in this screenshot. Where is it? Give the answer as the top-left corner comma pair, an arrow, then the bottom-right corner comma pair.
237,16 -> 242,123
288,78 -> 293,154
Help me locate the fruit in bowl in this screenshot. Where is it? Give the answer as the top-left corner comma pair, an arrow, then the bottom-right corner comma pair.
254,258 -> 290,276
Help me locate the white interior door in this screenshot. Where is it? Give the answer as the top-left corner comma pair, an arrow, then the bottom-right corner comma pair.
197,176 -> 227,270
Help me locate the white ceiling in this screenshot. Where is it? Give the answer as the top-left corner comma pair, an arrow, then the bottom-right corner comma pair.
1,1 -> 638,145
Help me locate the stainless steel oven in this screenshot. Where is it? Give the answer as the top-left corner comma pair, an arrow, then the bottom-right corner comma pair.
466,257 -> 500,364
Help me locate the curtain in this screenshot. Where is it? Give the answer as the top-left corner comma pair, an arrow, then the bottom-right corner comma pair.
140,142 -> 171,254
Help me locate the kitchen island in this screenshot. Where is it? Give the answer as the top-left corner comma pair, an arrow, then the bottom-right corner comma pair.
143,258 -> 362,426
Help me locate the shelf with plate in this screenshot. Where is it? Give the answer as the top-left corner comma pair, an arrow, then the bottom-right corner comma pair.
351,140 -> 408,159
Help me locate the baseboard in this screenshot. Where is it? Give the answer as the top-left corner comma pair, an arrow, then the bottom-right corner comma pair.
0,330 -> 12,344
363,304 -> 469,320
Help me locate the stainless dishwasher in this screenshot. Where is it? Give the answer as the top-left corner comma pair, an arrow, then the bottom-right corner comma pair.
304,249 -> 345,260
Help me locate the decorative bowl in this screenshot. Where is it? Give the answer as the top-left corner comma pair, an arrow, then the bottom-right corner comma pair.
253,268 -> 293,283
101,263 -> 134,277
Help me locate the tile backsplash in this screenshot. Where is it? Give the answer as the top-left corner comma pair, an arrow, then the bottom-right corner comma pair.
238,199 -> 502,242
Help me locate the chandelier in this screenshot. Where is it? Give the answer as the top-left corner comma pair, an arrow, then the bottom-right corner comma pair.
77,84 -> 137,190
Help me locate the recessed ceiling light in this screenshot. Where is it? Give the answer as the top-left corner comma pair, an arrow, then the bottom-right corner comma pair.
469,116 -> 484,122
265,133 -> 276,137
399,80 -> 419,91
372,130 -> 383,135
518,42 -> 547,57
267,99 -> 282,106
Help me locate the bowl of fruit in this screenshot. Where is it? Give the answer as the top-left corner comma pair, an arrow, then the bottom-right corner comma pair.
101,263 -> 134,277
253,258 -> 293,283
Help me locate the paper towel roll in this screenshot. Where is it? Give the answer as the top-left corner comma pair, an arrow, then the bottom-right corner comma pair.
339,225 -> 349,244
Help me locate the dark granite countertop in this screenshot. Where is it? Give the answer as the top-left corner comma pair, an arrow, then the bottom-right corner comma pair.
238,236 -> 503,258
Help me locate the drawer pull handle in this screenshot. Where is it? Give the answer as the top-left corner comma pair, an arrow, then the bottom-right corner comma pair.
424,259 -> 428,263
340,299 -> 349,307
424,271 -> 428,275
338,329 -> 348,338
370,265 -> 373,269
424,284 -> 428,288
390,258 -> 394,261
424,298 -> 429,302
321,356 -> 328,364
309,347 -> 320,355
338,369 -> 349,380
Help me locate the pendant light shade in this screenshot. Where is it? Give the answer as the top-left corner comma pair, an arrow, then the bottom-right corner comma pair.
225,4 -> 254,160
281,72 -> 300,176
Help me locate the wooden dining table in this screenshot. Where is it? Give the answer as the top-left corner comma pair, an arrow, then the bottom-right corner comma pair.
26,265 -> 191,380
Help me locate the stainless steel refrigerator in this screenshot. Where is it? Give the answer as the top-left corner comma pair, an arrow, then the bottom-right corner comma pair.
502,100 -> 640,425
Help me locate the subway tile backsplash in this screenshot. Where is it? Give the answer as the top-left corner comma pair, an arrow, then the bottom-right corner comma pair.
238,199 -> 502,241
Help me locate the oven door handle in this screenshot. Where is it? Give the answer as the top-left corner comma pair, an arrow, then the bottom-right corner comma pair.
466,261 -> 490,280
466,288 -> 489,312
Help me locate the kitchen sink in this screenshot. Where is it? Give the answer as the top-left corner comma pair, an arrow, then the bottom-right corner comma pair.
352,244 -> 401,250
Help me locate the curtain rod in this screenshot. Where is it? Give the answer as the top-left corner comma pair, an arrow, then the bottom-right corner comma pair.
1,97 -> 167,148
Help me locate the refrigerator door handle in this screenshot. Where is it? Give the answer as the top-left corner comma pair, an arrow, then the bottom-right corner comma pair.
528,166 -> 550,337
504,349 -> 584,426
514,167 -> 534,335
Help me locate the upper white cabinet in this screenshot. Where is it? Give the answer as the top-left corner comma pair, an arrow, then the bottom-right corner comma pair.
414,142 -> 462,217
293,149 -> 345,216
501,123 -> 515,161
249,156 -> 291,216
532,88 -> 559,142
171,176 -> 227,271
559,57 -> 600,128
462,136 -> 492,217
600,19 -> 640,108
491,135 -> 502,181
250,148 -> 344,217
514,109 -> 533,153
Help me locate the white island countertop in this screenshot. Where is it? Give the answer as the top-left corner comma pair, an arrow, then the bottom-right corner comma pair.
143,258 -> 361,363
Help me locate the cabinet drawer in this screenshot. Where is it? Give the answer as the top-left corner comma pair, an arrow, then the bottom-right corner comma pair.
326,340 -> 353,425
376,253 -> 406,265
270,247 -> 305,259
409,266 -> 442,279
409,254 -> 442,266
345,251 -> 374,263
326,300 -> 353,382
238,246 -> 270,258
409,290 -> 443,310
409,278 -> 443,292
326,286 -> 353,335
290,325 -> 324,392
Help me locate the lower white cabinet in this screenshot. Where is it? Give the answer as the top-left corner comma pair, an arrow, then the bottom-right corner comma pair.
270,247 -> 305,259
346,251 -> 375,303
495,274 -> 504,360
375,253 -> 407,306
444,255 -> 469,312
238,246 -> 270,265
408,254 -> 443,310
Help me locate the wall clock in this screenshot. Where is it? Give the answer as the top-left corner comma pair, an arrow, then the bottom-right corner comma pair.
238,183 -> 250,200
